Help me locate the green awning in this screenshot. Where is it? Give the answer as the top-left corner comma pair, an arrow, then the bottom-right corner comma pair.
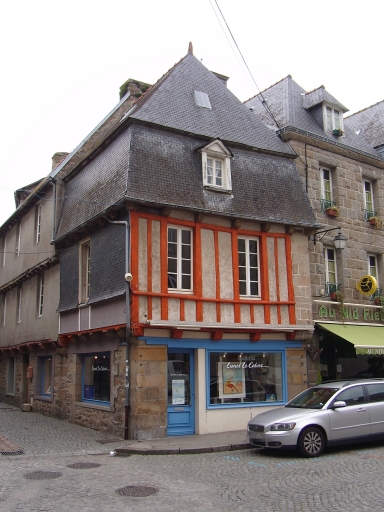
318,323 -> 384,355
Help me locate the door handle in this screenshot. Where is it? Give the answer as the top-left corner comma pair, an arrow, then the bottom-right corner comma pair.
357,408 -> 366,412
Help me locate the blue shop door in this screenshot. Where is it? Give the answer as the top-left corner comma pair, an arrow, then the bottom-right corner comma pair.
167,349 -> 194,436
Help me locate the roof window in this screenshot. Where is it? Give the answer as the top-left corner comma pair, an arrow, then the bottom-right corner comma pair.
194,91 -> 211,109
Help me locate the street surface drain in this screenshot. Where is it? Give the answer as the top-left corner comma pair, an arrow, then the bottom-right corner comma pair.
1,451 -> 24,456
67,462 -> 102,469
115,485 -> 159,497
24,471 -> 62,480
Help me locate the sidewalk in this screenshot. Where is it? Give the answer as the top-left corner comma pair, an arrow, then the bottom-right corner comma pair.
0,402 -> 251,457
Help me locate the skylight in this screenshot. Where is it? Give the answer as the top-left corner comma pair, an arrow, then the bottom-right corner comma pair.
194,90 -> 211,109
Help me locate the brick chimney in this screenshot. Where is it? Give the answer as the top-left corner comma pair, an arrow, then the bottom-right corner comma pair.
52,152 -> 69,171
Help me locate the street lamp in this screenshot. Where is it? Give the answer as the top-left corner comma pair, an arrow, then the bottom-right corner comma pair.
312,226 -> 347,251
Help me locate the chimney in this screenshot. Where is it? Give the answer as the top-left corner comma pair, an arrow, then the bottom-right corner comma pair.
52,152 -> 69,171
119,79 -> 151,101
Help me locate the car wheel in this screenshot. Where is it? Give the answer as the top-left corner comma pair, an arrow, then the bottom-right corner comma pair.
298,427 -> 325,457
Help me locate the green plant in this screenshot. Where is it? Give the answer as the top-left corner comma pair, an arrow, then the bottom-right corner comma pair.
368,216 -> 383,229
335,290 -> 346,322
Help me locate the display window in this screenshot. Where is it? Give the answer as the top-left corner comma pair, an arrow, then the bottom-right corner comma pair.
208,351 -> 283,405
82,353 -> 110,404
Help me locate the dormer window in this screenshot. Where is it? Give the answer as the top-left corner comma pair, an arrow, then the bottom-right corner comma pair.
198,139 -> 232,192
324,105 -> 343,135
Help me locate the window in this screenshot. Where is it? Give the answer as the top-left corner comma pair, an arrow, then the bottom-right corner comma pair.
1,235 -> 5,267
82,353 -> 110,404
194,90 -> 211,109
79,240 -> 90,303
333,386 -> 365,406
37,273 -> 44,317
320,168 -> 333,204
167,226 -> 192,291
209,351 -> 283,405
6,357 -> 15,395
324,248 -> 338,295
35,204 -> 42,244
17,286 -> 22,323
200,140 -> 232,192
366,384 -> 384,403
368,254 -> 378,282
15,222 -> 21,256
364,180 -> 375,220
2,293 -> 6,327
39,356 -> 52,397
324,105 -> 343,133
238,237 -> 260,297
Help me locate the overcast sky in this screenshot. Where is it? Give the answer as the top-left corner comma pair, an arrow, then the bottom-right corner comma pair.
0,0 -> 382,225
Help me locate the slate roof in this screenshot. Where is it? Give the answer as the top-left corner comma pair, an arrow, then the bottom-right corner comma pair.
344,100 -> 384,149
244,76 -> 383,161
55,52 -> 319,241
55,124 -> 318,241
303,86 -> 348,112
128,52 -> 294,156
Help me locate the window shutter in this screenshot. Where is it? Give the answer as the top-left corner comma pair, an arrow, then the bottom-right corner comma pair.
202,152 -> 208,186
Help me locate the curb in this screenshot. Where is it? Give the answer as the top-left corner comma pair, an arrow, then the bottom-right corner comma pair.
114,442 -> 253,456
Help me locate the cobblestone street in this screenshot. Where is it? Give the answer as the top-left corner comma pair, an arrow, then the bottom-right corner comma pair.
2,405 -> 384,511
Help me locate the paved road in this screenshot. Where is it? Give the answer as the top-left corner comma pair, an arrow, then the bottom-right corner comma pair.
2,404 -> 384,511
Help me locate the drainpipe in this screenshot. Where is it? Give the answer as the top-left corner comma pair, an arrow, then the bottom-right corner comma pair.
103,215 -> 131,440
49,178 -> 56,243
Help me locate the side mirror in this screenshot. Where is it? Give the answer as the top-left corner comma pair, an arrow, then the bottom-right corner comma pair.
331,400 -> 347,409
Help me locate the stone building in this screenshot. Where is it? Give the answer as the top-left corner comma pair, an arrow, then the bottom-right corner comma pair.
246,78 -> 384,382
1,49 -> 319,439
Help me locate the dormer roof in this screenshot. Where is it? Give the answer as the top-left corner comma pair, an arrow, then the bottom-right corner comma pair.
303,86 -> 348,112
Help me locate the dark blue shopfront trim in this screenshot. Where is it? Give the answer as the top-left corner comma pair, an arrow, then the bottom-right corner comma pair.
142,337 -> 302,410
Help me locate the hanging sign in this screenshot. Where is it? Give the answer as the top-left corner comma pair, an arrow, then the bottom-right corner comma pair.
356,275 -> 378,296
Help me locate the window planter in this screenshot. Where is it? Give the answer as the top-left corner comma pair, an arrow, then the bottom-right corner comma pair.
332,129 -> 343,137
325,207 -> 340,217
368,217 -> 383,229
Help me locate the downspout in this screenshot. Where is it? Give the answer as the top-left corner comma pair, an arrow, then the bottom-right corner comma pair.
50,178 -> 56,243
304,143 -> 308,192
103,215 -> 131,440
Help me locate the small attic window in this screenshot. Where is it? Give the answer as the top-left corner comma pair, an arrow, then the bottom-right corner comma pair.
194,90 -> 211,109
324,105 -> 344,135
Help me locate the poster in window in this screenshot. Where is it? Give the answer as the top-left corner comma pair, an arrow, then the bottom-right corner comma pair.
172,379 -> 185,405
218,363 -> 246,399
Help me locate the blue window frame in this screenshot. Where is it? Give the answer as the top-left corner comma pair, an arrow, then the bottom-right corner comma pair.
38,356 -> 52,398
82,352 -> 110,405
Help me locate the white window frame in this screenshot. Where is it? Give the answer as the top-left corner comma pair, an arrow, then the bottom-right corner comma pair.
320,167 -> 333,203
15,222 -> 21,256
323,104 -> 343,133
368,254 -> 379,285
35,204 -> 42,244
364,180 -> 374,213
37,273 -> 44,317
6,357 -> 16,395
200,140 -> 232,193
238,236 -> 260,297
167,226 -> 193,292
79,239 -> 91,304
325,247 -> 337,288
17,286 -> 23,323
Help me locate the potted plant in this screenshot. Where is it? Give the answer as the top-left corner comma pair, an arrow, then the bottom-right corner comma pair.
368,216 -> 383,229
332,129 -> 344,137
325,205 -> 340,217
330,291 -> 337,300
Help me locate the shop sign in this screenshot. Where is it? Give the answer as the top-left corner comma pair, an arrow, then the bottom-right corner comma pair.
317,304 -> 384,323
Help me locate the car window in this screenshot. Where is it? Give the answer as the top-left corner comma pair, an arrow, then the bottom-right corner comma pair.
334,385 -> 365,406
287,387 -> 339,409
366,383 -> 384,403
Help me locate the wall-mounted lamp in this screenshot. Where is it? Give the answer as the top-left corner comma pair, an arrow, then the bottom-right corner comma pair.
312,225 -> 347,251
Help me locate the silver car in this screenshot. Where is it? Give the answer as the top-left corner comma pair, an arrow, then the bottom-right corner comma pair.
247,379 -> 384,457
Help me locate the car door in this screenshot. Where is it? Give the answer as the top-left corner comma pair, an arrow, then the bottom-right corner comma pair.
327,385 -> 370,441
365,383 -> 384,436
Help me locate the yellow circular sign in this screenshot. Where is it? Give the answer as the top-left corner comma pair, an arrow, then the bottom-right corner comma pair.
356,275 -> 378,296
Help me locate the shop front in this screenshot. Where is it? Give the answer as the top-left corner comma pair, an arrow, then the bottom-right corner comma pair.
314,300 -> 384,381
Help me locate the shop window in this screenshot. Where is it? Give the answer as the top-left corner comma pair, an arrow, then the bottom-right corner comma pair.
37,356 -> 53,397
167,226 -> 192,291
238,237 -> 260,297
82,353 -> 110,405
208,351 -> 283,406
79,239 -> 91,303
6,357 -> 15,395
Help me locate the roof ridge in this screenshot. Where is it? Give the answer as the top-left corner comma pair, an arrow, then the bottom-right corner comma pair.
305,85 -> 325,95
345,99 -> 384,118
243,75 -> 292,103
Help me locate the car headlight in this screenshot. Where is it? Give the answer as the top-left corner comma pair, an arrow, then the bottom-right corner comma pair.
270,422 -> 296,431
